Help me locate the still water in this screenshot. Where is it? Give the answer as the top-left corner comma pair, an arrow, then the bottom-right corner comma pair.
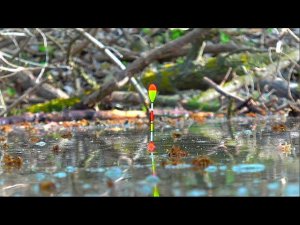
0,115 -> 299,196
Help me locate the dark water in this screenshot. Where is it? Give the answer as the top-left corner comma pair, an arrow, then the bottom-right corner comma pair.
0,116 -> 299,196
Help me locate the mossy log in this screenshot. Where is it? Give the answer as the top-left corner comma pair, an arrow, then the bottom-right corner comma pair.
140,51 -> 275,94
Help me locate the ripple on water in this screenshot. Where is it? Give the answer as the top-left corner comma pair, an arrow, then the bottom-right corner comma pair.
232,164 -> 265,174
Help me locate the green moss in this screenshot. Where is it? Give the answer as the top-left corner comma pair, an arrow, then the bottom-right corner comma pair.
185,98 -> 220,111
26,97 -> 80,113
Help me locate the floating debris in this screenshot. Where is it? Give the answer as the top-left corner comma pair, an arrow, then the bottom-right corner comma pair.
0,136 -> 7,142
52,144 -> 61,153
104,167 -> 122,180
232,164 -> 265,174
171,130 -> 182,139
61,131 -> 73,139
2,143 -> 9,150
29,136 -> 40,143
39,181 -> 56,194
167,145 -> 188,158
0,125 -> 13,133
35,141 -> 46,147
2,154 -> 23,169
272,124 -> 287,132
277,142 -> 291,155
192,156 -> 213,169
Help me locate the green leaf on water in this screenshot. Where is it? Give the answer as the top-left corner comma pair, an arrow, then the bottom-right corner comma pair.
220,31 -> 231,44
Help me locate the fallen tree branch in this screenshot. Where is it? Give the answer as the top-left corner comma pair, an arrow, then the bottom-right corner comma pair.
10,70 -> 69,100
75,28 -> 211,109
75,28 -> 149,108
0,79 -> 46,117
203,76 -> 265,115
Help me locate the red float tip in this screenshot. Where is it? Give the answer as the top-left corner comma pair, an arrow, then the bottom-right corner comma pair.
147,141 -> 156,153
148,84 -> 157,91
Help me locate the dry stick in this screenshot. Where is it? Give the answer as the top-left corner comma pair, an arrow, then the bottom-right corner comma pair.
287,63 -> 296,102
79,28 -> 211,109
0,79 -> 46,117
203,76 -> 264,115
220,67 -> 232,87
75,28 -> 149,107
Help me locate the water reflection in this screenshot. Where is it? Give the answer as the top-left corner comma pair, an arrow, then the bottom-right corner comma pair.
0,116 -> 299,196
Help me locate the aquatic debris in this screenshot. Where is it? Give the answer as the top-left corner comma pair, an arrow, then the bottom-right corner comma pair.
171,130 -> 182,139
104,167 -> 122,180
35,141 -> 46,147
2,143 -> 9,150
0,136 -> 7,142
53,172 -> 67,179
145,175 -> 160,186
272,123 -> 287,132
65,166 -> 77,173
29,136 -> 40,143
2,154 -> 23,169
77,119 -> 89,126
107,180 -> 115,188
277,142 -> 291,155
192,156 -> 213,170
0,125 -> 13,133
186,189 -> 207,197
61,131 -> 72,139
232,164 -> 265,174
167,145 -> 188,158
52,144 -> 61,153
39,181 -> 56,194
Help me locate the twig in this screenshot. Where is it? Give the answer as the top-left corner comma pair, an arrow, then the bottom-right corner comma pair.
220,67 -> 232,87
0,79 -> 46,117
75,28 -> 149,107
76,28 -> 211,109
287,63 -> 296,102
203,76 -> 265,115
286,28 -> 300,43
